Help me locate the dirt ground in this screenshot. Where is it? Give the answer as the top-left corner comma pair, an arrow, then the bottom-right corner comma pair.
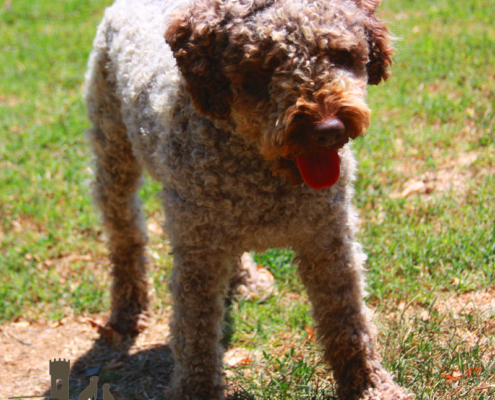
1,289 -> 494,400
0,310 -> 258,400
0,312 -> 175,400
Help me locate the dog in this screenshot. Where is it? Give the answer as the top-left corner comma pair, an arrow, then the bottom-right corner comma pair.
85,0 -> 412,398
78,376 -> 98,400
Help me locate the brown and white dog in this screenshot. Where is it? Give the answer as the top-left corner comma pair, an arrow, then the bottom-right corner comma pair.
85,0 -> 411,398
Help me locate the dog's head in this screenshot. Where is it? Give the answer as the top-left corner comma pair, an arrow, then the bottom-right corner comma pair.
165,0 -> 393,189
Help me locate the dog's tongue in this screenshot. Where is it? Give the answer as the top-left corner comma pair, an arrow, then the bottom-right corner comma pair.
296,149 -> 340,190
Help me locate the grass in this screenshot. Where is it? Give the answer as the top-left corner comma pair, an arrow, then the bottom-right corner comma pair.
0,0 -> 494,398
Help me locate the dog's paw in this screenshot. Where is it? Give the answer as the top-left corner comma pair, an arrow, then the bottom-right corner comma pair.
230,252 -> 277,301
362,384 -> 415,400
107,309 -> 150,337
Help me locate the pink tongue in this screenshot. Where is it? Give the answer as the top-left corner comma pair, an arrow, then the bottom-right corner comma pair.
296,149 -> 340,190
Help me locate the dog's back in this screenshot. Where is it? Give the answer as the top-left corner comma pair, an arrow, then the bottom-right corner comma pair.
85,0 -> 187,177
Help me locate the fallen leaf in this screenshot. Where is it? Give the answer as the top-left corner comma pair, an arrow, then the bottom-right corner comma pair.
48,319 -> 65,328
103,361 -> 126,371
86,365 -> 102,377
440,370 -> 462,381
225,347 -> 254,367
86,318 -> 122,343
441,372 -> 458,381
86,318 -> 104,329
400,180 -> 425,197
304,326 -> 315,341
465,367 -> 482,376
13,321 -> 30,328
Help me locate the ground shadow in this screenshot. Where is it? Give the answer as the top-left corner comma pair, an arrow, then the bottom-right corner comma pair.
41,336 -> 174,400
39,301 -> 247,400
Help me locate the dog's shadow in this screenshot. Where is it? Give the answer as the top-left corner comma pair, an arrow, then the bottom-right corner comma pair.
41,336 -> 174,400
41,307 -> 251,400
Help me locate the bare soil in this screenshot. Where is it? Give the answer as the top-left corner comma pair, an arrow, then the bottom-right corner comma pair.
0,313 -> 174,400
1,289 -> 494,400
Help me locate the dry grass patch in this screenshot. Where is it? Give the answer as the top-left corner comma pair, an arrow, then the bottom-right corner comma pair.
0,288 -> 494,399
390,150 -> 480,198
378,289 -> 495,399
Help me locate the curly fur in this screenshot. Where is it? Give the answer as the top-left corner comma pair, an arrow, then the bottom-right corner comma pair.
85,0 -> 411,398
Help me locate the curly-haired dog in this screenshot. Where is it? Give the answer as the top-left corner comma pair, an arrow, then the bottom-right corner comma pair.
85,0 -> 412,398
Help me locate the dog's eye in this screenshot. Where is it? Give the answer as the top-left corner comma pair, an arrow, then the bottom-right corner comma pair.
291,113 -> 305,122
331,50 -> 354,68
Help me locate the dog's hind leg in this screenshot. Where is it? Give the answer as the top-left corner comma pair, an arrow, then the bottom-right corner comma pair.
86,49 -> 150,337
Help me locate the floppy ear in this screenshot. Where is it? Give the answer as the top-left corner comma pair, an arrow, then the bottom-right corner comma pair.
354,0 -> 382,13
165,6 -> 233,120
365,16 -> 394,85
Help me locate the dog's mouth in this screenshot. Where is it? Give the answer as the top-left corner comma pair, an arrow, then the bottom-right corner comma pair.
266,115 -> 361,189
288,116 -> 346,190
270,151 -> 341,190
295,149 -> 340,190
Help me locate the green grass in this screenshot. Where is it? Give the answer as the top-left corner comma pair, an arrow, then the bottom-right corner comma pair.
354,0 -> 495,303
228,348 -> 336,399
1,0 -> 494,398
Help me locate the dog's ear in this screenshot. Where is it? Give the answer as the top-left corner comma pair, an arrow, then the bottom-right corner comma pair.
353,0 -> 394,85
165,6 -> 233,120
365,17 -> 394,85
354,0 -> 382,13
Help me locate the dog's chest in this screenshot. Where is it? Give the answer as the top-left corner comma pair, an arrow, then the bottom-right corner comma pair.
155,114 -> 350,236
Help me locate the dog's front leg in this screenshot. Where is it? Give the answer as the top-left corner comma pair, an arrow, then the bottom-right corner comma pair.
168,249 -> 232,400
297,235 -> 411,400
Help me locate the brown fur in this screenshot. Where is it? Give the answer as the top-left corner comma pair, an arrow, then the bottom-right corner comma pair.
85,0 -> 414,399
165,0 -> 389,184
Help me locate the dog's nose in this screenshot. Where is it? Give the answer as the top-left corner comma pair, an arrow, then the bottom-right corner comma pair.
311,117 -> 346,148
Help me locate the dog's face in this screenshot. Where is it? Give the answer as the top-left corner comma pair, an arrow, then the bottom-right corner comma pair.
166,0 -> 393,188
